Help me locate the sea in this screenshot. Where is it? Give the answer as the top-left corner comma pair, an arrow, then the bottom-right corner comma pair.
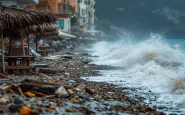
82,33 -> 185,114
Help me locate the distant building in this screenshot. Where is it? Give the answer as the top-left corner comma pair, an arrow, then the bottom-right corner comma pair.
0,0 -> 38,7
86,0 -> 95,33
77,0 -> 87,32
57,14 -> 71,34
25,0 -> 72,34
25,0 -> 71,14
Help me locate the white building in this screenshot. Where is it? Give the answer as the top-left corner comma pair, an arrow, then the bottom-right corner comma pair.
86,0 -> 96,34
0,0 -> 38,7
77,0 -> 87,32
57,14 -> 71,34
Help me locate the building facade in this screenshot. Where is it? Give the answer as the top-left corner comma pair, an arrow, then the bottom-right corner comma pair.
76,0 -> 87,32
57,14 -> 71,33
0,0 -> 38,7
86,0 -> 95,33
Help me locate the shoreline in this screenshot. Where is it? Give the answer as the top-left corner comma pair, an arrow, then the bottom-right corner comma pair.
0,48 -> 165,115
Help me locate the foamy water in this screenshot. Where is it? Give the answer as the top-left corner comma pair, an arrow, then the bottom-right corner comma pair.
84,34 -> 185,113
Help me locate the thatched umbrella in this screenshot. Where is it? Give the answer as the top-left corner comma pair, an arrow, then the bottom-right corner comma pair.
0,5 -> 58,73
25,24 -> 58,52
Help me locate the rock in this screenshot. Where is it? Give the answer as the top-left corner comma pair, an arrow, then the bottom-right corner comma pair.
30,109 -> 40,115
9,104 -> 23,112
79,94 -> 90,101
0,97 -> 9,104
65,108 -> 73,112
67,89 -> 75,95
74,88 -> 82,92
71,98 -> 79,103
79,107 -> 95,114
67,80 -> 75,84
14,97 -> 24,104
85,87 -> 94,95
55,86 -> 68,97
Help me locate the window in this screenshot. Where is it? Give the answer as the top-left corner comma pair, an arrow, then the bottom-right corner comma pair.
58,3 -> 62,13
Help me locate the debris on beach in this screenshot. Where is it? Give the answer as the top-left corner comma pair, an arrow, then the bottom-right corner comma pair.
0,51 -> 164,115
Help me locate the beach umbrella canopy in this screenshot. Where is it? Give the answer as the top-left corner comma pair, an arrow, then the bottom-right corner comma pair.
0,5 -> 58,73
25,24 -> 59,34
0,6 -> 57,30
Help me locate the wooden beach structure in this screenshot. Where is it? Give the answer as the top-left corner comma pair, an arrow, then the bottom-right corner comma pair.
0,5 -> 57,74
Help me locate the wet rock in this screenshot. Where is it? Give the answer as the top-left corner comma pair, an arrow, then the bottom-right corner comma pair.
79,107 -> 96,114
30,109 -> 40,115
55,86 -> 68,97
79,94 -> 90,101
85,87 -> 94,95
67,89 -> 75,95
14,97 -> 24,104
71,98 -> 79,103
0,97 -> 9,104
73,87 -> 82,92
65,108 -> 73,112
9,104 -> 23,112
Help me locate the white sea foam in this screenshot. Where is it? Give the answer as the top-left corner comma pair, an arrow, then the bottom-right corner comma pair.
91,34 -> 185,95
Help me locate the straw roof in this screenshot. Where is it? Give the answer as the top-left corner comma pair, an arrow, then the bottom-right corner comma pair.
0,6 -> 58,30
38,31 -> 58,38
3,29 -> 21,39
25,24 -> 59,34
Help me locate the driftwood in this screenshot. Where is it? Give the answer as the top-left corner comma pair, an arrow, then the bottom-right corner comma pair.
18,87 -> 24,96
39,68 -> 57,74
0,73 -> 9,79
39,73 -> 52,80
30,91 -> 48,97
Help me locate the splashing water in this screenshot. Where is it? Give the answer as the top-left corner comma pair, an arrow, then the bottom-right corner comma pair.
90,34 -> 185,96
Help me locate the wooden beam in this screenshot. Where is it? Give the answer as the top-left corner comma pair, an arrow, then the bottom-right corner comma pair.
0,73 -> 9,79
0,66 -> 32,70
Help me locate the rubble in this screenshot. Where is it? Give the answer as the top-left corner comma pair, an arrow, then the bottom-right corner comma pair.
0,50 -> 165,115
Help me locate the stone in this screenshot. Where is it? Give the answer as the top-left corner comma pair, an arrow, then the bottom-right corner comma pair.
9,104 -> 23,112
79,94 -> 90,101
85,87 -> 94,95
67,89 -> 75,95
14,97 -> 24,104
74,88 -> 82,92
55,86 -> 68,97
30,109 -> 40,115
0,97 -> 9,104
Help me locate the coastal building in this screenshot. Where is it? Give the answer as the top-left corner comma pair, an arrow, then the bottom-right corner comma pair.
0,0 -> 38,7
77,0 -> 87,32
25,0 -> 72,34
25,0 -> 71,13
57,14 -> 71,33
69,0 -> 78,16
86,0 -> 96,34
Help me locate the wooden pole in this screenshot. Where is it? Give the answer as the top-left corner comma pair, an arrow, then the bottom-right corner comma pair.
27,35 -> 30,56
0,2 -> 5,73
9,37 -> 12,55
22,37 -> 25,56
36,33 -> 38,52
0,29 -> 5,73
